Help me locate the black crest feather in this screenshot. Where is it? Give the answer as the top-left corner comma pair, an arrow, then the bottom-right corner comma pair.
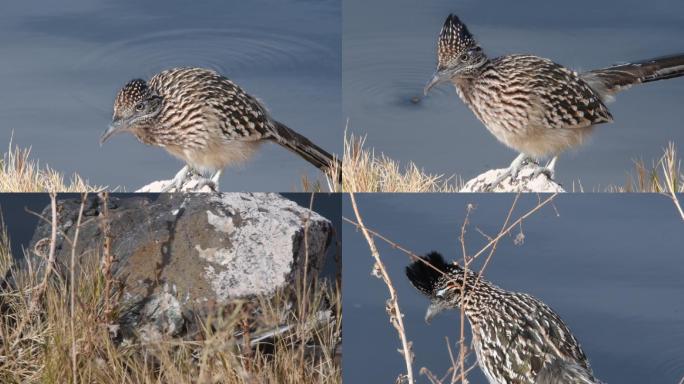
437,14 -> 477,69
405,251 -> 456,296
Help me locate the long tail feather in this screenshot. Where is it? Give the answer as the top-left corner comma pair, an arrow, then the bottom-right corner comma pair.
270,121 -> 342,183
582,53 -> 684,98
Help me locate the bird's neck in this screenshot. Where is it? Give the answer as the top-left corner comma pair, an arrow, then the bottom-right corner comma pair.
454,271 -> 506,315
451,59 -> 491,103
131,122 -> 161,146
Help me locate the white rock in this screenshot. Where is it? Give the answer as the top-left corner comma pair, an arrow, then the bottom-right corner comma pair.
460,163 -> 565,193
136,174 -> 215,193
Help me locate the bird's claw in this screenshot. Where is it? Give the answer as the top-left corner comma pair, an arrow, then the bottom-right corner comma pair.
162,165 -> 192,192
483,156 -> 535,191
531,166 -> 554,180
194,177 -> 219,192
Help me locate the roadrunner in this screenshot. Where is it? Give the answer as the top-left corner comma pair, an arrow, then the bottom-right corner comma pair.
406,252 -> 600,384
101,67 -> 341,190
425,14 -> 684,188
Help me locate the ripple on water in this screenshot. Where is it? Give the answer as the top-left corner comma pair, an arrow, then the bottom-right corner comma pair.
603,310 -> 684,381
72,27 -> 335,111
650,323 -> 684,381
345,36 -> 456,117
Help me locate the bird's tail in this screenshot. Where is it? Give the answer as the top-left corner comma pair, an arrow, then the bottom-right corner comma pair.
582,53 -> 684,99
270,121 -> 342,183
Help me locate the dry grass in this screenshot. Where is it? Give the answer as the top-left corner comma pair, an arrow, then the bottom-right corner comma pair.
344,130 -> 684,196
0,140 -> 104,193
0,197 -> 341,384
609,142 -> 684,193
343,132 -> 462,192
2,139 -> 336,194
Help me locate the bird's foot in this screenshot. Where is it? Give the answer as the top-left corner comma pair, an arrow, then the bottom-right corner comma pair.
194,177 -> 219,192
531,166 -> 554,180
210,170 -> 222,191
162,165 -> 191,192
484,154 -> 533,191
530,157 -> 557,181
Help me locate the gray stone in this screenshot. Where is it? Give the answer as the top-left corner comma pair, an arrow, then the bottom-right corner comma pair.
27,193 -> 333,339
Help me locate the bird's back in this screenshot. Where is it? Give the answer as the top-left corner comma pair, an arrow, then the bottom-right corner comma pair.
457,54 -> 613,157
143,67 -> 278,170
468,289 -> 593,384
148,67 -> 273,146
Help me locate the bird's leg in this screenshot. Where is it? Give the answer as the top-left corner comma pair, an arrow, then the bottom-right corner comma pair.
209,170 -> 222,191
531,156 -> 558,180
162,165 -> 191,192
190,169 -> 221,192
486,153 -> 531,190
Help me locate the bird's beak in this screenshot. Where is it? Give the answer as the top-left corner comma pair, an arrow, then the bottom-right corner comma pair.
425,302 -> 444,324
100,119 -> 127,146
424,70 -> 448,96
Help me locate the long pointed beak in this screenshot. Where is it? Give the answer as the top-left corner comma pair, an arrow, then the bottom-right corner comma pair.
425,302 -> 444,324
100,119 -> 126,146
424,71 -> 447,96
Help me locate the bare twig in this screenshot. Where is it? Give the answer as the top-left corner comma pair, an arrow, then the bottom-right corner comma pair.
348,192 -> 415,384
70,193 -> 88,384
11,192 -> 58,344
470,194 -> 556,261
345,193 -> 558,384
99,192 -> 116,322
457,204 -> 474,384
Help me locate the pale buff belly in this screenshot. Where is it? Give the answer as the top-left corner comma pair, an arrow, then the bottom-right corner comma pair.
464,95 -> 595,159
164,140 -> 263,174
487,121 -> 595,159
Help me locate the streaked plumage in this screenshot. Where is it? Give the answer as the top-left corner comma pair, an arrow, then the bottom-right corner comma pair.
426,14 -> 684,184
406,252 -> 600,384
104,67 -> 340,184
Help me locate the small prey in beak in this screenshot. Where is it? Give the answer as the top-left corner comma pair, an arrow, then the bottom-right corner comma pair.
424,71 -> 448,96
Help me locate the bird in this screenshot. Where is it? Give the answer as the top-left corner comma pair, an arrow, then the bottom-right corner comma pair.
101,67 -> 341,191
535,359 -> 601,384
405,251 -> 600,384
424,14 -> 684,189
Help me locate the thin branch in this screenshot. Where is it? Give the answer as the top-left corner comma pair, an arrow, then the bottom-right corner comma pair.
470,193 -> 556,261
11,191 -> 58,345
70,193 -> 88,384
457,204 -> 474,384
344,193 -> 558,384
348,192 -> 415,384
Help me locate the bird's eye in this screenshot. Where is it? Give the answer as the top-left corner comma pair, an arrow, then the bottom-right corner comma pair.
460,53 -> 470,62
135,102 -> 145,112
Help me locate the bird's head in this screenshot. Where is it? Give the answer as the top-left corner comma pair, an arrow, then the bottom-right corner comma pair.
101,78 -> 163,145
406,251 -> 470,324
424,14 -> 487,95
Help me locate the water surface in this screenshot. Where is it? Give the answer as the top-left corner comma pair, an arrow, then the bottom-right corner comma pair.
344,0 -> 684,188
343,194 -> 684,383
0,0 -> 341,191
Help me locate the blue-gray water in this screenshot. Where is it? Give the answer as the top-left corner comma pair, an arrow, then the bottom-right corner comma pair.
343,194 -> 684,383
344,0 -> 684,189
0,0 -> 341,191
